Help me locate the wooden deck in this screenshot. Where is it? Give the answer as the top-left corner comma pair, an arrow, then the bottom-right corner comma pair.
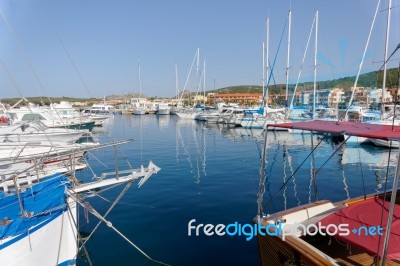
257,192 -> 400,265
302,234 -> 400,266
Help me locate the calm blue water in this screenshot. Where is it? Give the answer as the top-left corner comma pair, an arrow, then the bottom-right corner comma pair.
76,114 -> 396,266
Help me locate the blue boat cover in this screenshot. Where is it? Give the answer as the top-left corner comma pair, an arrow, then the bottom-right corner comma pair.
0,173 -> 70,240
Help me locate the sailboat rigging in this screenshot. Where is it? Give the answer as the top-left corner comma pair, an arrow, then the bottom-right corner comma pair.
0,6 -> 168,266
134,63 -> 146,115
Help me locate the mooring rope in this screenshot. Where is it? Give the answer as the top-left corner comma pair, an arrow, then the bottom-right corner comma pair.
69,193 -> 170,266
67,201 -> 93,266
263,133 -> 325,212
80,181 -> 134,247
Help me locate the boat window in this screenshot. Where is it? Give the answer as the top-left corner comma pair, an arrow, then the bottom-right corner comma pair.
21,113 -> 45,121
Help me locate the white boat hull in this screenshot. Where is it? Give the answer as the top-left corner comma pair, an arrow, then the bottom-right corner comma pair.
175,112 -> 197,120
0,131 -> 85,144
240,117 -> 288,130
370,138 -> 399,148
0,183 -> 77,266
157,109 -> 170,115
134,109 -> 146,115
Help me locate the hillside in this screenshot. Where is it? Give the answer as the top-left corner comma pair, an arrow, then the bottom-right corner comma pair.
1,68 -> 398,103
210,68 -> 398,95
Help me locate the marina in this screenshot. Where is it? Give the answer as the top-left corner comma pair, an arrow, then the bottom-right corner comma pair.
72,114 -> 397,265
0,0 -> 399,265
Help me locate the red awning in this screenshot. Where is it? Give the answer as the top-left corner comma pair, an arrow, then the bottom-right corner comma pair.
319,198 -> 400,260
267,120 -> 400,141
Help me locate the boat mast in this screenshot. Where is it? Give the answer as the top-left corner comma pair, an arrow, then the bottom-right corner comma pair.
138,62 -> 142,105
262,42 -> 265,114
285,10 -> 292,116
344,0 -> 381,121
175,63 -> 180,107
196,48 -> 200,107
264,17 -> 270,116
179,49 -> 198,107
312,11 -> 318,120
381,1 -> 394,264
203,60 -> 206,107
382,143 -> 399,264
381,0 -> 392,119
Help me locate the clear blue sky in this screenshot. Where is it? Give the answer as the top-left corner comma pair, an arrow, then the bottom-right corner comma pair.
0,0 -> 398,99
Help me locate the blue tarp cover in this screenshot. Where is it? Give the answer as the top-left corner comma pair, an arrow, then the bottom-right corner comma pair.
0,173 -> 70,240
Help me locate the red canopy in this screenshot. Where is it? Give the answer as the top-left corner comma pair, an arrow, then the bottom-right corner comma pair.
319,198 -> 400,260
267,120 -> 400,141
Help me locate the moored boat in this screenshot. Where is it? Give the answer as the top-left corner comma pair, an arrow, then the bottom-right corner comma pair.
255,120 -> 400,265
0,139 -> 165,266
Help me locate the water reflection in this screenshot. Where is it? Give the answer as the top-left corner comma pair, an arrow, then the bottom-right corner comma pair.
258,129 -> 398,212
175,118 -> 206,183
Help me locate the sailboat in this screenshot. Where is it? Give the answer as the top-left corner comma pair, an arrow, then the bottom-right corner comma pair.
365,5 -> 399,148
156,102 -> 171,115
174,48 -> 204,120
134,63 -> 146,115
239,16 -> 287,130
0,8 -> 166,265
288,10 -> 318,126
255,119 -> 400,265
341,0 -> 399,149
0,139 -> 163,266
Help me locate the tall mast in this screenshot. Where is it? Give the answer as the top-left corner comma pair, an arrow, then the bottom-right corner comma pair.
285,10 -> 292,115
381,0 -> 392,118
312,11 -> 318,120
345,0 -> 380,120
138,62 -> 142,101
196,48 -> 200,106
262,42 -> 265,113
381,1 -> 393,262
175,63 -> 180,106
264,17 -> 270,115
203,60 -> 206,107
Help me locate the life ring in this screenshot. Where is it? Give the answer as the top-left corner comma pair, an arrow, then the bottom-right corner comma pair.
0,116 -> 7,123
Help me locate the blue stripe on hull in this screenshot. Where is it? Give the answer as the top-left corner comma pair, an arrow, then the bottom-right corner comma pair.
0,210 -> 64,250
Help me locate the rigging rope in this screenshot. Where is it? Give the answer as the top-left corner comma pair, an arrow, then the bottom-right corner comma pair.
314,135 -> 350,176
262,133 -> 325,212
55,208 -> 65,266
80,181 -> 134,248
261,18 -> 288,111
343,0 -> 380,120
37,0 -> 94,99
357,144 -> 367,200
69,193 -> 170,266
67,202 -> 93,266
374,144 -> 394,264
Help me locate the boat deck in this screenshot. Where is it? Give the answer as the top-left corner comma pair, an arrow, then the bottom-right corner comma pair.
302,234 -> 400,265
301,192 -> 400,266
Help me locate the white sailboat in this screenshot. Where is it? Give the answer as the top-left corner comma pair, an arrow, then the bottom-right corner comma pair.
0,8 -> 166,264
8,104 -> 96,132
288,10 -> 320,134
256,119 -> 400,265
174,48 -> 204,120
347,0 -> 399,148
239,17 -> 287,130
0,140 -> 163,266
134,63 -> 146,115
156,102 -> 171,115
0,121 -> 88,144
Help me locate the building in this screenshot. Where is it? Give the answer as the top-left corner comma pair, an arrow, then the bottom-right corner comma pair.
352,87 -> 369,108
369,88 -> 381,106
328,88 -> 344,108
207,93 -> 262,105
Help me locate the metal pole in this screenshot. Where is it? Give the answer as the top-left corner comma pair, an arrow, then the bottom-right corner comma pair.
381,141 -> 399,265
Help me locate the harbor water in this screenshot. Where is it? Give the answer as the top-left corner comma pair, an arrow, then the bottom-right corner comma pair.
77,114 -> 396,265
